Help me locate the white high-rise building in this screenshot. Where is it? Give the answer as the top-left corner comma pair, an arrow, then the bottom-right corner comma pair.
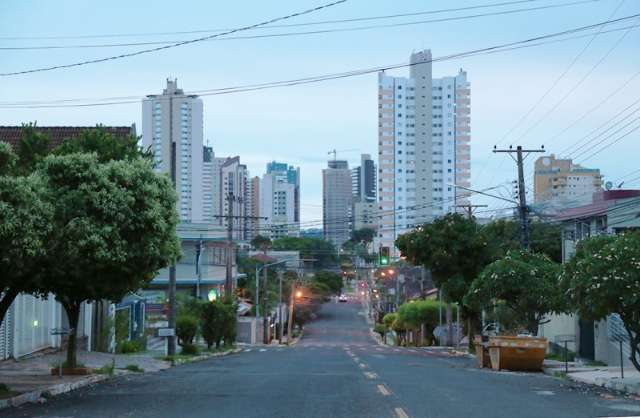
260,171 -> 299,239
323,160 -> 352,248
377,50 -> 471,255
221,156 -> 250,241
142,79 -> 204,223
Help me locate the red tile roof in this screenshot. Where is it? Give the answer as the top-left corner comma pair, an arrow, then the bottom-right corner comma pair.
0,125 -> 136,151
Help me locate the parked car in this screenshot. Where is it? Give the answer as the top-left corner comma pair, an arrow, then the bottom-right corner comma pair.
338,294 -> 348,302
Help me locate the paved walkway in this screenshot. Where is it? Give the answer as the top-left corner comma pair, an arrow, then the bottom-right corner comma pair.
544,360 -> 640,394
0,350 -> 170,395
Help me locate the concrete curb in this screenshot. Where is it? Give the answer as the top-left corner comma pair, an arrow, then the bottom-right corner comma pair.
288,330 -> 304,347
0,347 -> 243,410
170,347 -> 242,366
543,366 -> 640,396
0,374 -> 109,410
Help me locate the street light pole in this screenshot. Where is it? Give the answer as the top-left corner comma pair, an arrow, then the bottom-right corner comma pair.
278,269 -> 284,344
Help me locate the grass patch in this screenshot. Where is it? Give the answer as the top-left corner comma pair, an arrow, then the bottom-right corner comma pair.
585,360 -> 607,367
124,364 -> 144,373
553,371 -> 568,380
95,360 -> 115,376
0,383 -> 17,400
546,351 -> 575,362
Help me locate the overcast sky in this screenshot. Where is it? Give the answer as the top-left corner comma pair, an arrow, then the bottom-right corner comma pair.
2,0 -> 639,224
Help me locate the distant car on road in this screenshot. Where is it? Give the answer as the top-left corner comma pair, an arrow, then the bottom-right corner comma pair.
338,294 -> 348,302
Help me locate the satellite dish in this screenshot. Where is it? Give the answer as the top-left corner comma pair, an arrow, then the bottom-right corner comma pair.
605,181 -> 613,191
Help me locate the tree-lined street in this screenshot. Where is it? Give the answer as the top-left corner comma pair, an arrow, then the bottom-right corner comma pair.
3,292 -> 637,418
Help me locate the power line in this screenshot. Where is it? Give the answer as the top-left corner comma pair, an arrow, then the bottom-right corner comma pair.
0,0 -> 604,51
493,0 -> 625,149
558,97 -> 640,156
0,0 -> 566,41
0,0 -> 348,77
514,12 -> 639,144
2,15 -> 638,107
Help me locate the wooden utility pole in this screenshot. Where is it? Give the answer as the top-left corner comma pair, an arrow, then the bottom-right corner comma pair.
454,204 -> 488,219
263,267 -> 269,344
225,192 -> 234,298
287,282 -> 296,345
214,193 -> 265,299
493,145 -> 545,249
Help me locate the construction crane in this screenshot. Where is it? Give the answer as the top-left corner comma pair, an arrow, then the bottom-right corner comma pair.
327,148 -> 359,161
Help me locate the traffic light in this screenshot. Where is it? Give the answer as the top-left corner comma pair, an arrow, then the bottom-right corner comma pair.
379,247 -> 390,266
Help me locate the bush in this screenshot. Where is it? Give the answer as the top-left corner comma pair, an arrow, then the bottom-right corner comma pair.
221,303 -> 237,346
396,300 -> 457,346
201,302 -> 225,349
116,338 -> 146,354
176,315 -> 198,347
180,343 -> 199,356
374,323 -> 387,342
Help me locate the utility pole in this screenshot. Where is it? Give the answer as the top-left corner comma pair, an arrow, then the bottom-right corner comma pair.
263,266 -> 269,344
454,204 -> 488,219
167,92 -> 177,356
278,269 -> 284,344
493,145 -> 545,249
214,194 -> 266,299
287,281 -> 296,345
225,192 -> 234,298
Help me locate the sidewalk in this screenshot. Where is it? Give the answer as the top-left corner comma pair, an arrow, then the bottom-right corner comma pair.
544,360 -> 640,395
0,350 -> 171,407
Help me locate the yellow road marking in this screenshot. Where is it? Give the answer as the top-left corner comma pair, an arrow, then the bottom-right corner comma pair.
394,407 -> 409,418
377,384 -> 390,396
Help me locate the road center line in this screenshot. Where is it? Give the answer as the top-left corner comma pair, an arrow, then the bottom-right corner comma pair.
377,384 -> 390,396
359,363 -> 367,369
364,371 -> 378,379
394,407 -> 410,418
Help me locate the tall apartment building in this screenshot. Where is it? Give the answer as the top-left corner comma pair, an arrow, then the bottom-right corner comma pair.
534,155 -> 602,211
352,154 -> 378,232
221,156 -> 250,241
260,172 -> 299,240
142,79 -> 204,223
248,176 -> 261,240
323,160 -> 352,248
352,154 -> 377,202
377,50 -> 471,254
266,161 -> 301,225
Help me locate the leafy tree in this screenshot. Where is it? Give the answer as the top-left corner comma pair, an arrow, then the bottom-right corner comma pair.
396,214 -> 488,304
53,125 -> 149,163
0,142 -> 17,176
0,173 -> 53,326
250,235 -> 272,253
40,154 -> 180,368
397,213 -> 489,347
561,232 -> 640,371
481,218 -> 562,263
466,250 -> 562,335
272,236 -> 336,268
350,228 -> 375,245
312,271 -> 343,295
14,123 -> 50,174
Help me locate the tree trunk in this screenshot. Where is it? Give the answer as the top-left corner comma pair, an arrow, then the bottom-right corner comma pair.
62,301 -> 81,369
527,317 -> 539,336
446,303 -> 453,346
0,288 -> 20,326
627,329 -> 640,373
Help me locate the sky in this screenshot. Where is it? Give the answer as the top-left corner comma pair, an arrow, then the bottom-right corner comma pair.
1,0 -> 639,224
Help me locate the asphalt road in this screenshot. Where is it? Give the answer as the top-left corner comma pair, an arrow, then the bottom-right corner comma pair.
3,296 -> 640,418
